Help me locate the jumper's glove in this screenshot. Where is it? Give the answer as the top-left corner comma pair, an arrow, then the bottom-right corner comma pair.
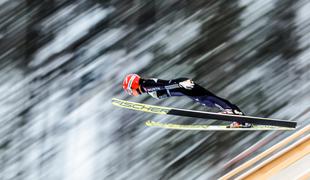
179,80 -> 194,89
148,91 -> 159,99
222,109 -> 244,115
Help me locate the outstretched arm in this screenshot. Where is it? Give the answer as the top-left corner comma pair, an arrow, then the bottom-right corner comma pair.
140,78 -> 193,99
140,78 -> 192,92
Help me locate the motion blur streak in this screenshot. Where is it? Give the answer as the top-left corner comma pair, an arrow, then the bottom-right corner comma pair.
0,0 -> 309,180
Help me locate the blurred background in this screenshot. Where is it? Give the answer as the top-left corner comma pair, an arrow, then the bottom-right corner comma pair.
0,0 -> 309,179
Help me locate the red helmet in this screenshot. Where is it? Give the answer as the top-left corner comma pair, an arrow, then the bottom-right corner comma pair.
122,74 -> 141,96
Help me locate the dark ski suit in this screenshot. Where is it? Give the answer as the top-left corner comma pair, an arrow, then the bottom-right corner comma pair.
139,78 -> 243,114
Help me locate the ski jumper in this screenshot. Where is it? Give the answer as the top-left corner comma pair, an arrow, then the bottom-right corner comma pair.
139,78 -> 243,114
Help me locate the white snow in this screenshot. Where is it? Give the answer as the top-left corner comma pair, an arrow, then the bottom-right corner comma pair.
234,0 -> 275,41
64,121 -> 96,180
163,21 -> 201,53
82,28 -> 129,58
0,0 -> 9,6
32,7 -> 114,67
222,66 -> 266,95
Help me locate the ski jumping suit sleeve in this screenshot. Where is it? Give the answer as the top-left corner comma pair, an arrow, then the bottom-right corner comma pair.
140,78 -> 243,113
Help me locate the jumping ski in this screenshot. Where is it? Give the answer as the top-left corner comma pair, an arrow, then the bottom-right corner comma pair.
145,120 -> 295,131
112,98 -> 297,128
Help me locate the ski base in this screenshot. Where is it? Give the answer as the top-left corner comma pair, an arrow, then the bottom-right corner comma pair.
145,121 -> 295,131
